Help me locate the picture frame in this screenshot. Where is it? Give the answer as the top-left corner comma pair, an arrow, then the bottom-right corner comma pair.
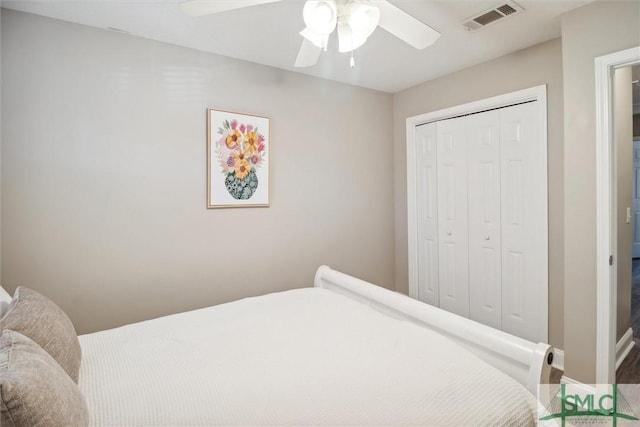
207,108 -> 270,208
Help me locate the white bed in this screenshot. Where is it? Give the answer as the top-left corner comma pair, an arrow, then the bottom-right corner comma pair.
78,266 -> 552,426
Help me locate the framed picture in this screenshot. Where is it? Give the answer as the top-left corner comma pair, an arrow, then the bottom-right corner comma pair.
207,108 -> 270,208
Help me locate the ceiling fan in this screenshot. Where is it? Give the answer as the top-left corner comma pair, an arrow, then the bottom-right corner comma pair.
180,0 -> 441,68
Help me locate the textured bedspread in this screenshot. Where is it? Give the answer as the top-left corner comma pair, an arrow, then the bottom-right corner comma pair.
79,287 -> 536,426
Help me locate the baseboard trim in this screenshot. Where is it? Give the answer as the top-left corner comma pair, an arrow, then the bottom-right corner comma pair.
552,348 -> 564,371
560,375 -> 596,395
615,327 -> 635,370
557,329 -> 634,377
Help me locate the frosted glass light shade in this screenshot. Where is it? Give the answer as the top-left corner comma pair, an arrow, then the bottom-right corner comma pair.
346,1 -> 379,40
337,22 -> 367,53
302,1 -> 337,36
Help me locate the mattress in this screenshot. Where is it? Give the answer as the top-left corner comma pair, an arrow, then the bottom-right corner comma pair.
79,287 -> 536,426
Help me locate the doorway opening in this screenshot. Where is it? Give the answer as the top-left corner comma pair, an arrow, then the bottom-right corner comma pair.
615,65 -> 640,383
595,46 -> 640,385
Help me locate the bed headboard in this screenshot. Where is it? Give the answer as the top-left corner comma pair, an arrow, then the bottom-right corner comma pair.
314,265 -> 552,395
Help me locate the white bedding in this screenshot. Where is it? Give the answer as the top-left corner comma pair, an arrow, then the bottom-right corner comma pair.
79,287 -> 536,426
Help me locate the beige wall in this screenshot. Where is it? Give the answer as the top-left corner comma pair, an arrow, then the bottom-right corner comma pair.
615,66 -> 633,341
1,10 -> 395,334
562,0 -> 640,383
393,38 -> 565,350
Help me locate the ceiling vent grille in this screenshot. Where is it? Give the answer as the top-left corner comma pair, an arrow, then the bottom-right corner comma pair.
461,2 -> 524,32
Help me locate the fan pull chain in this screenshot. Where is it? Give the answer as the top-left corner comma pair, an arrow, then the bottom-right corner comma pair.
350,51 -> 355,68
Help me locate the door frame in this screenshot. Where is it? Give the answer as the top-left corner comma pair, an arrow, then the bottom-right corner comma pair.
595,46 -> 640,385
406,84 -> 549,343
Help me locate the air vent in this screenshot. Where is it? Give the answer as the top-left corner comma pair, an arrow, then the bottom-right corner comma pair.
461,2 -> 524,32
496,4 -> 517,15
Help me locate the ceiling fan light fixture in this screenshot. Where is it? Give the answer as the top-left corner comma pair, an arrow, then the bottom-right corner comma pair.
179,0 -> 442,69
303,1 -> 337,36
337,21 -> 367,53
336,1 -> 380,53
346,1 -> 380,40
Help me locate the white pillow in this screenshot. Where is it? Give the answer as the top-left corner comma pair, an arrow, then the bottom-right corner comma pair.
0,285 -> 13,317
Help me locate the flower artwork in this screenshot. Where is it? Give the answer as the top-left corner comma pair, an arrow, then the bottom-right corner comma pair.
207,109 -> 269,208
218,121 -> 265,199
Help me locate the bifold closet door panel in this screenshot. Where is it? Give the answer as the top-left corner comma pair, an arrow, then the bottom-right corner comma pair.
415,123 -> 439,306
466,110 -> 502,330
436,116 -> 469,318
499,102 -> 541,343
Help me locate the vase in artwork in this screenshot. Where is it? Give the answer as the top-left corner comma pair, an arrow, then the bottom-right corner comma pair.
224,169 -> 259,200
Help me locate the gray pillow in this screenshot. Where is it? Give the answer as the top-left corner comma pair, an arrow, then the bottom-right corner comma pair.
0,330 -> 89,427
0,286 -> 81,382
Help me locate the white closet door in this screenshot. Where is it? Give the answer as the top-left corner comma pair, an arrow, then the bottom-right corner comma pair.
467,110 -> 502,329
436,116 -> 469,318
415,123 -> 439,305
499,102 -> 541,342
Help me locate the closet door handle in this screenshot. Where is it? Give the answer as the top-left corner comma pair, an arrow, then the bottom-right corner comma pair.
446,231 -> 452,236
484,236 -> 490,241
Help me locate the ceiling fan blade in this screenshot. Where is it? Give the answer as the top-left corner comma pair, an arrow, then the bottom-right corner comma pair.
180,0 -> 282,17
294,38 -> 322,68
375,1 -> 440,50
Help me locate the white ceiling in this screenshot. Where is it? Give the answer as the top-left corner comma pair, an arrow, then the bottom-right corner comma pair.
1,0 -> 592,93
